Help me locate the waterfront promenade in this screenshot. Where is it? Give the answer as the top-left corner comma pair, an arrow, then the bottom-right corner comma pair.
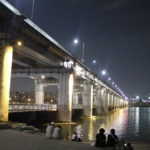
0,129 -> 150,150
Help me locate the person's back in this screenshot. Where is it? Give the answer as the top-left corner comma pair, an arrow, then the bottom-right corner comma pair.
52,126 -> 63,139
72,132 -> 77,141
107,129 -> 119,147
95,128 -> 106,147
46,123 -> 54,138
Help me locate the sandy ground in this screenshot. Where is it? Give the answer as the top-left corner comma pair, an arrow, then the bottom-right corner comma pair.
0,129 -> 150,150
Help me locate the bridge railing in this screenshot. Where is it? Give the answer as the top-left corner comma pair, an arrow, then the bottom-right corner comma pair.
9,103 -> 57,112
72,104 -> 83,109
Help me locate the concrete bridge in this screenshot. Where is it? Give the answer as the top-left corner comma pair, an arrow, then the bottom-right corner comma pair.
0,0 -> 127,122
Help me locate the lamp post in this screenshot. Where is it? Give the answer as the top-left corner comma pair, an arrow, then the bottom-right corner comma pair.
101,70 -> 107,76
31,0 -> 35,20
73,39 -> 85,63
81,42 -> 85,63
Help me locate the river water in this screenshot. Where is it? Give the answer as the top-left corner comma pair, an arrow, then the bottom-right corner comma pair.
59,107 -> 150,142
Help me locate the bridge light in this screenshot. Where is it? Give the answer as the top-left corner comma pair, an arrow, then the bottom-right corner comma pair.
92,60 -> 96,64
17,41 -> 22,46
41,75 -> 45,79
108,77 -> 111,81
101,70 -> 106,76
73,38 -> 79,44
28,98 -> 31,102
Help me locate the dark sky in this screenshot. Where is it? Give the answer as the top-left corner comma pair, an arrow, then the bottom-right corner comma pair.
8,0 -> 150,98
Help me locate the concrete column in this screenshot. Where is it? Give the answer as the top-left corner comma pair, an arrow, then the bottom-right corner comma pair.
107,92 -> 111,111
112,94 -> 115,110
103,89 -> 109,112
35,81 -> 44,104
107,92 -> 110,111
58,73 -> 73,122
95,86 -> 103,114
0,45 -> 13,121
114,95 -> 118,109
72,89 -> 78,105
116,96 -> 119,108
108,93 -> 113,111
83,80 -> 93,117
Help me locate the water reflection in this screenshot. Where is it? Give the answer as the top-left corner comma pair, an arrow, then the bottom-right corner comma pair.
59,107 -> 150,142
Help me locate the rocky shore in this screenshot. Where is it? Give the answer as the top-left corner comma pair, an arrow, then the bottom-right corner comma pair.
0,122 -> 150,150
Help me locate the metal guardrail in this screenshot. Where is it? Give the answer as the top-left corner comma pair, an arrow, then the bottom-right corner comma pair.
72,104 -> 83,109
9,104 -> 57,112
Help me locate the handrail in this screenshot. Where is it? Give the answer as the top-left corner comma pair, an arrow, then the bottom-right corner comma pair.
9,103 -> 57,112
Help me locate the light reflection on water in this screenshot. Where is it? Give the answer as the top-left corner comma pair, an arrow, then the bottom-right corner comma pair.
59,107 -> 150,142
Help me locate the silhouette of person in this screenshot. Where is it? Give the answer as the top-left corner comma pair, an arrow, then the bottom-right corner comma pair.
95,128 -> 106,147
107,128 -> 119,147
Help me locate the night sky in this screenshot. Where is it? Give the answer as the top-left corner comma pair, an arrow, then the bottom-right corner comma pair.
7,0 -> 150,98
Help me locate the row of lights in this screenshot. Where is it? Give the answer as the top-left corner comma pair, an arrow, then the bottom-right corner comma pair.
73,38 -> 128,99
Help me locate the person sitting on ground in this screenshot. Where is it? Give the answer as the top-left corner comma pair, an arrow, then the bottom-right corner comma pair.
76,133 -> 83,142
75,124 -> 83,142
45,122 -> 55,139
95,128 -> 106,147
107,128 -> 119,147
52,125 -> 63,139
71,132 -> 78,141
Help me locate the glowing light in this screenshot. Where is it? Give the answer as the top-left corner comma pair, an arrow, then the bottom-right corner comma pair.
101,70 -> 106,76
108,77 -> 111,81
92,60 -> 96,64
28,98 -> 31,102
69,74 -> 74,111
63,60 -> 74,68
0,45 -> 13,121
41,75 -> 45,79
73,39 -> 79,44
17,41 -> 22,46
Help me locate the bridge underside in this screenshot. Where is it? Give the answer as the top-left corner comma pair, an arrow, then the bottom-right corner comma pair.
0,0 -> 127,122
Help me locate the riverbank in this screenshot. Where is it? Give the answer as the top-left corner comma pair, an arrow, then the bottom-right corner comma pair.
0,129 -> 150,150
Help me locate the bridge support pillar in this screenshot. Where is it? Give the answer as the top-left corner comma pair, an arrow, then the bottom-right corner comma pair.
109,93 -> 114,111
57,73 -> 73,122
35,81 -> 44,104
83,81 -> 93,117
73,89 -> 78,105
114,95 -> 117,109
95,86 -> 103,114
0,45 -> 13,121
103,90 -> 109,112
111,94 -> 115,110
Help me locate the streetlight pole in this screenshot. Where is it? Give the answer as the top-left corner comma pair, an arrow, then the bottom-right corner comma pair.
31,0 -> 35,20
82,42 -> 85,63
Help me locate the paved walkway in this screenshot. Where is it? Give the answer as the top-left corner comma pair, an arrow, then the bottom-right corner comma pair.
0,129 -> 150,150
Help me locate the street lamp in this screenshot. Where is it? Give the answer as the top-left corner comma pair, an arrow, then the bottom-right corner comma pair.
92,60 -> 97,64
73,39 -> 79,44
73,39 -> 85,63
108,77 -> 111,81
101,70 -> 107,76
31,0 -> 35,20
